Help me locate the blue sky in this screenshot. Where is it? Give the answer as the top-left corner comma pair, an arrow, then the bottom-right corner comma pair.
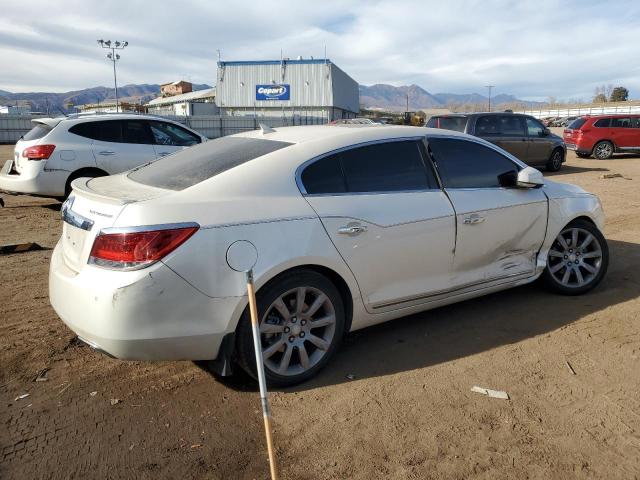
1,0 -> 638,101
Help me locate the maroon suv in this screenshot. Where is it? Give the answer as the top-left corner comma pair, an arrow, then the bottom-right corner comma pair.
563,115 -> 640,159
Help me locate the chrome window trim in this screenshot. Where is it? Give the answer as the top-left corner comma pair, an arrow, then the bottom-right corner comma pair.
97,221 -> 200,236
61,196 -> 94,231
295,136 -> 431,196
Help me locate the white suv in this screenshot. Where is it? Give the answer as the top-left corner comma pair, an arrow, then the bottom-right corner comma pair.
0,114 -> 206,199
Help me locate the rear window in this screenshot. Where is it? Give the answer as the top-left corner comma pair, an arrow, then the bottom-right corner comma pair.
22,123 -> 53,141
568,118 -> 586,130
426,116 -> 467,132
128,136 -> 292,190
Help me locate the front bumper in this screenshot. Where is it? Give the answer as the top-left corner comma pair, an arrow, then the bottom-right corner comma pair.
49,241 -> 243,361
0,159 -> 68,197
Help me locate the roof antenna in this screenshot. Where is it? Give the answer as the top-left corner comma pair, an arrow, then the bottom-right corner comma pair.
259,123 -> 275,134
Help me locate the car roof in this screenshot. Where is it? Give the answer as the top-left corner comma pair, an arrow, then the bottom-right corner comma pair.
233,124 -> 470,145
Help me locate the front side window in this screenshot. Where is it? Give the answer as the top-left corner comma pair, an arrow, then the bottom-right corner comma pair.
525,117 -> 545,137
426,116 -> 467,132
150,121 -> 201,146
632,118 -> 640,129
594,118 -> 611,128
427,137 -> 519,189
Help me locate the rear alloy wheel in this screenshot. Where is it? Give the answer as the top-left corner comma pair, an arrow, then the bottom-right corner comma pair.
542,219 -> 608,295
546,149 -> 564,171
593,141 -> 614,160
236,270 -> 345,387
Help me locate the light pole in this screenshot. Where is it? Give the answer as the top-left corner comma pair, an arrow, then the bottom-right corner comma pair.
97,39 -> 128,112
485,85 -> 495,112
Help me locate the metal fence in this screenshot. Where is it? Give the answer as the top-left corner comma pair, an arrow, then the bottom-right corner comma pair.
518,102 -> 640,119
0,113 -> 327,144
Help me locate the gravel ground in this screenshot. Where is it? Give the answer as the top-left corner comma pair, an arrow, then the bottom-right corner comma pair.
1,140 -> 639,479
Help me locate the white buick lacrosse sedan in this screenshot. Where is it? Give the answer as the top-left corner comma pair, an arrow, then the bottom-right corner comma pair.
49,125 -> 608,385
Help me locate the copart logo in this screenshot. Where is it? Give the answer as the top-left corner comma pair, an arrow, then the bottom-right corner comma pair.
256,84 -> 290,101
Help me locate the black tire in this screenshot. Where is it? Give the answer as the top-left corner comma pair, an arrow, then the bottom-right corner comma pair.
546,148 -> 564,171
592,141 -> 614,160
542,219 -> 608,295
576,152 -> 591,159
235,269 -> 345,387
64,168 -> 108,199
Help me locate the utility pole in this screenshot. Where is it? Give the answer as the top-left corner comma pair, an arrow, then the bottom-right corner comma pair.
97,39 -> 128,112
485,85 -> 495,112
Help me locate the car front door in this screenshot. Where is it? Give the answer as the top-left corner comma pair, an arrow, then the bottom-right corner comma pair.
300,139 -> 456,313
426,137 -> 547,289
149,120 -> 202,158
473,115 -> 528,162
525,117 -> 552,166
91,120 -> 157,173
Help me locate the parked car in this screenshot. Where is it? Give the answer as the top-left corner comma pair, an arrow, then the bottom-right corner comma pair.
426,112 -> 566,171
564,114 -> 640,159
50,125 -> 608,386
0,113 -> 206,200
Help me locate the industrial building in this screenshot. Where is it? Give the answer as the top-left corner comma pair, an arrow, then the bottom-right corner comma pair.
146,87 -> 218,116
215,58 -> 359,122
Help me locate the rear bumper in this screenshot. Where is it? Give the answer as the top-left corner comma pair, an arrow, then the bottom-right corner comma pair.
49,241 -> 244,361
0,159 -> 68,197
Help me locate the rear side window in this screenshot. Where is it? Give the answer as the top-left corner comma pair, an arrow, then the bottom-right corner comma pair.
427,137 -> 518,189
498,115 -> 525,136
129,136 -> 292,190
475,116 -> 501,135
426,116 -> 467,132
22,124 -> 52,141
122,120 -> 153,144
300,155 -> 346,194
150,121 -> 201,146
594,118 -> 611,128
568,118 -> 586,130
632,118 -> 640,128
610,117 -> 632,128
69,120 -> 122,142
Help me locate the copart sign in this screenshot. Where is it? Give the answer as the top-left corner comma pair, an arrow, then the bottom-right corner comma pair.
256,84 -> 290,101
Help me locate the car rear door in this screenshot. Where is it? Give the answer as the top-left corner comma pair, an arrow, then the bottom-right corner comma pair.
426,136 -> 547,289
91,120 -> 156,173
149,120 -> 202,157
473,115 -> 528,161
300,139 -> 456,313
610,117 -> 636,150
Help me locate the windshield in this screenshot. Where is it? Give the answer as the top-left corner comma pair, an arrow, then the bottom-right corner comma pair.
128,136 -> 292,190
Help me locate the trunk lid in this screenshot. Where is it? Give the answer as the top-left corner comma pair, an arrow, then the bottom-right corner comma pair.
61,174 -> 170,272
14,118 -> 61,173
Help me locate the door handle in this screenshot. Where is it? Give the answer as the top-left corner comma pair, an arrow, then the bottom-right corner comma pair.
463,214 -> 485,225
338,223 -> 367,235
158,152 -> 171,156
98,151 -> 115,156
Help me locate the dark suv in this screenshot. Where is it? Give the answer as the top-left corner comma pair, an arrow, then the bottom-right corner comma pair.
426,112 -> 566,171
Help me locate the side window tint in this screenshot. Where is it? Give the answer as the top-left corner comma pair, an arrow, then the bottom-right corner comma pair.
96,121 -> 122,143
594,118 -> 611,128
525,118 -> 544,137
500,116 -> 525,136
123,120 -> 153,144
475,116 -> 501,135
150,121 -> 201,146
300,154 -> 346,194
610,117 -> 632,128
632,118 -> 640,129
427,138 -> 518,189
69,122 -> 99,140
340,141 -> 433,193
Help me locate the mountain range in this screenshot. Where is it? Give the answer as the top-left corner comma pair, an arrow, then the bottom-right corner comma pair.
359,84 -> 541,111
0,84 -> 212,114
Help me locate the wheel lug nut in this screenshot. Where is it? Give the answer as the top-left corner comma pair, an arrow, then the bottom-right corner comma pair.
300,320 -> 306,326
300,332 -> 305,338
284,327 -> 290,333
564,255 -> 568,259
288,336 -> 295,343
291,317 -> 297,323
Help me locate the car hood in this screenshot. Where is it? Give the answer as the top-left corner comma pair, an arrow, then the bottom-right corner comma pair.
543,179 -> 594,199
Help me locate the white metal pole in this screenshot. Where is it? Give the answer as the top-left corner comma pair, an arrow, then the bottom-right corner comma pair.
246,270 -> 279,480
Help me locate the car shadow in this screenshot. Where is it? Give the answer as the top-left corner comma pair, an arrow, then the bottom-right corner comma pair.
201,239 -> 639,392
545,165 -> 609,176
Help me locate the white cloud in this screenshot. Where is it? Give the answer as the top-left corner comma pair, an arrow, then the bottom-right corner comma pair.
1,0 -> 638,100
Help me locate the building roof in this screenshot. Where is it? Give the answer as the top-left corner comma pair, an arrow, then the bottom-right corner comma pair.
160,80 -> 190,87
218,58 -> 331,67
147,87 -> 216,106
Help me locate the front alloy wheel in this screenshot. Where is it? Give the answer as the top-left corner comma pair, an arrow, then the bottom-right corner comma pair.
542,219 -> 608,295
236,270 -> 345,386
546,149 -> 563,171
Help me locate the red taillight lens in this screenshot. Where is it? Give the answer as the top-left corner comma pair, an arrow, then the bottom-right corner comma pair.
22,144 -> 56,160
89,225 -> 199,270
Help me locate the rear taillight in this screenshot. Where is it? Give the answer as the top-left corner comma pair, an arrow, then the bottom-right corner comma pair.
22,144 -> 56,160
89,224 -> 199,270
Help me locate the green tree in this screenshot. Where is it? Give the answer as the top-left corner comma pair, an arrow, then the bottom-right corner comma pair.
610,87 -> 629,102
593,93 -> 607,103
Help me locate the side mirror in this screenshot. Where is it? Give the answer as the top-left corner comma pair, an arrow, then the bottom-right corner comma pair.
517,167 -> 544,188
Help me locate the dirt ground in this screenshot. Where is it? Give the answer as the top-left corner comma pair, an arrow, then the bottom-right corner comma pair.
1,140 -> 639,480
